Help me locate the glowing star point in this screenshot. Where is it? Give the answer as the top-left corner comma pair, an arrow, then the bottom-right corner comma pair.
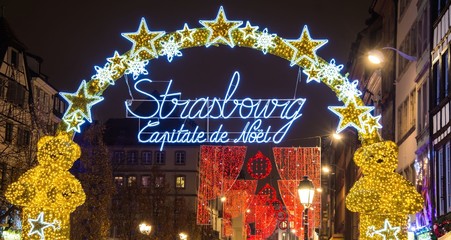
328,98 -> 374,133
285,25 -> 328,66
160,36 -> 183,62
107,51 -> 127,70
28,212 -> 59,239
253,28 -> 277,54
240,21 -> 258,40
60,80 -> 104,123
63,112 -> 86,133
121,17 -> 165,58
177,23 -> 196,43
199,6 -> 243,48
373,219 -> 401,240
363,114 -> 382,133
303,64 -> 321,83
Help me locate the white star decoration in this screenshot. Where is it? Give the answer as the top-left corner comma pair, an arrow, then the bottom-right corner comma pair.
319,59 -> 344,84
373,219 -> 400,239
121,17 -> 165,58
28,212 -> 60,239
253,28 -> 277,54
124,56 -> 149,80
160,36 -> 183,62
336,78 -> 362,101
177,23 -> 196,43
92,63 -> 117,87
328,98 -> 374,133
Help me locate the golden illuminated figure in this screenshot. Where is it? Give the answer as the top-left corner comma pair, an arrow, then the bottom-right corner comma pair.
346,141 -> 423,240
5,134 -> 86,239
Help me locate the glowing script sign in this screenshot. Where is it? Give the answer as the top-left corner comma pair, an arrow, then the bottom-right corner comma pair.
125,71 -> 306,149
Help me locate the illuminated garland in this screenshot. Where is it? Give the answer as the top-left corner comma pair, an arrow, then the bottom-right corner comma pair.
5,134 -> 86,239
55,6 -> 382,146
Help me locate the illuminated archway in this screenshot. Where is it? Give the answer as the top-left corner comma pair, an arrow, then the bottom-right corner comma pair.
6,6 -> 423,240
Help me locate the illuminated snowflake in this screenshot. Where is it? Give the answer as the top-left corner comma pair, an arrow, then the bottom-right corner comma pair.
318,59 -> 344,84
124,56 -> 149,80
253,28 -> 277,54
159,36 -> 183,62
92,63 -> 117,87
336,78 -> 362,101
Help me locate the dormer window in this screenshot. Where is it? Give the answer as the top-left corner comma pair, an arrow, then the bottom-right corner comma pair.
10,49 -> 19,68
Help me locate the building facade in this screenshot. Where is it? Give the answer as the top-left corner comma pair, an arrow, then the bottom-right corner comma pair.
430,0 -> 451,238
0,16 -> 65,236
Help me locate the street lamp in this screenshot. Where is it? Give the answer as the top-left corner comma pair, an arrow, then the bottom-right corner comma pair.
298,176 -> 315,240
139,222 -> 152,236
179,232 -> 188,240
367,46 -> 417,64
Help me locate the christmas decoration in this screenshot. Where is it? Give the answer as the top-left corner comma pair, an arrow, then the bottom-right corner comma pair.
247,151 -> 272,179
273,147 -> 321,238
5,134 -> 86,239
196,146 -> 247,224
346,141 -> 424,240
366,219 -> 400,239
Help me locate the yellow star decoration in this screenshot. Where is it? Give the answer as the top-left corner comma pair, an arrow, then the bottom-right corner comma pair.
199,6 -> 243,47
303,64 -> 321,83
240,21 -> 258,40
328,98 -> 374,133
374,219 -> 400,240
177,23 -> 196,43
121,17 -> 165,59
285,25 -> 328,66
63,113 -> 85,133
107,50 -> 127,71
363,114 -> 382,133
60,80 -> 103,123
28,212 -> 59,239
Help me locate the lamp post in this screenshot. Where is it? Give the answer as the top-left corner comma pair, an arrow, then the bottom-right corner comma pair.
179,232 -> 188,240
139,222 -> 152,237
298,176 -> 315,240
367,46 -> 417,64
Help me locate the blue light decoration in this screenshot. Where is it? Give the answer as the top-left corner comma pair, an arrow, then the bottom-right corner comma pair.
125,71 -> 306,150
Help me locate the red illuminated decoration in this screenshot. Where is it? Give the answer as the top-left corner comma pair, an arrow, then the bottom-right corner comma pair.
197,146 -> 247,225
247,151 -> 272,179
273,147 -> 321,238
246,184 -> 279,239
222,180 -> 257,238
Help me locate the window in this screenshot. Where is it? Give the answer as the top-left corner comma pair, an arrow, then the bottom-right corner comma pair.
114,176 -> 124,187
155,151 -> 166,165
433,61 -> 440,106
155,175 -> 165,188
10,49 -> 18,67
17,128 -> 30,146
441,51 -> 449,99
127,176 -> 137,187
446,143 -> 451,212
127,151 -> 138,165
175,151 -> 186,165
113,151 -> 125,165
398,25 -> 417,75
142,175 -> 151,188
5,123 -> 13,143
438,148 -> 445,216
397,89 -> 416,140
6,80 -> 26,107
0,77 -> 6,99
175,175 -> 186,189
141,151 -> 152,165
417,80 -> 429,132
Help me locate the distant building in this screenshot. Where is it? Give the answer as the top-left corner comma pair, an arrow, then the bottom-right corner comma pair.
104,117 -> 201,239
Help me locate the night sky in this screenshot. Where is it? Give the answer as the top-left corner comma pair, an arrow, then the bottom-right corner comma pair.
3,0 -> 373,144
